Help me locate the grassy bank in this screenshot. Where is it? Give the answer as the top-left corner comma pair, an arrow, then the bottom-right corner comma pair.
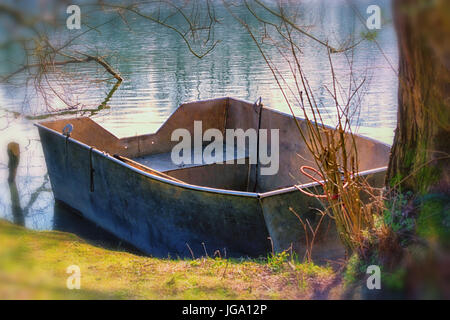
0,219 -> 341,299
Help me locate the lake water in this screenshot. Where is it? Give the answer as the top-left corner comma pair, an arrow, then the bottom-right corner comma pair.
0,0 -> 398,234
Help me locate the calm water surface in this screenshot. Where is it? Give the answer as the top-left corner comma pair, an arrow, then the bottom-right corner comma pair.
0,0 -> 398,233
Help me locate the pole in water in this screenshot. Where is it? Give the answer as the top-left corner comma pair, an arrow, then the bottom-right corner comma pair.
7,142 -> 24,226
7,142 -> 20,183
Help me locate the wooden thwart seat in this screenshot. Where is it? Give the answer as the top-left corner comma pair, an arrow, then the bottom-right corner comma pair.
113,154 -> 185,183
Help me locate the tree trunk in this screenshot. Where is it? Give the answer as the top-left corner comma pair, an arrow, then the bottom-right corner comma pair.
387,0 -> 450,196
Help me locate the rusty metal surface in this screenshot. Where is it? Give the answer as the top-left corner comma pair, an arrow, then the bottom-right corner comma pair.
166,163 -> 250,191
36,97 -> 391,259
119,98 -> 228,158
225,99 -> 391,192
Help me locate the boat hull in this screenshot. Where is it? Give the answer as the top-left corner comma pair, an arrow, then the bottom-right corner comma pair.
259,168 -> 387,261
37,127 -> 271,257
36,97 -> 390,260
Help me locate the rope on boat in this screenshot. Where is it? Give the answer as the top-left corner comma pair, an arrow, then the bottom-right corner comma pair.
89,147 -> 95,193
63,123 -> 73,166
252,97 -> 263,192
247,97 -> 263,192
296,165 -> 349,200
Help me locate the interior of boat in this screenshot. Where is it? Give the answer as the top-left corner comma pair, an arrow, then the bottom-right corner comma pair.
39,98 -> 391,193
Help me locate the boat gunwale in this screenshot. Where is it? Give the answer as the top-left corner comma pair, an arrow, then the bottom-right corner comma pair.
258,166 -> 387,198
34,97 -> 390,199
35,122 -> 260,198
35,122 -> 388,199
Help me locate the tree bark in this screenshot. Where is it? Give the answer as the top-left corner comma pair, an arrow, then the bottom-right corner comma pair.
387,0 -> 450,196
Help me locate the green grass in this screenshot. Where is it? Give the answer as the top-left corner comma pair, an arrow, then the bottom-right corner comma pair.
0,219 -> 340,299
